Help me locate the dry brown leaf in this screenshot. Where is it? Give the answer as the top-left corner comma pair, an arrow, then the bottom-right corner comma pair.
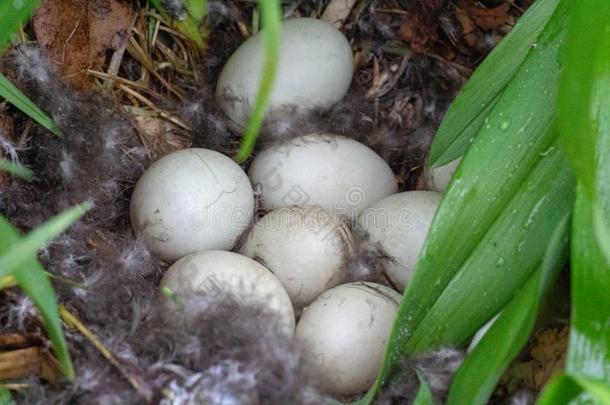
0,334 -> 41,350
0,347 -> 63,383
459,1 -> 511,31
32,0 -> 132,88
455,8 -> 477,48
398,2 -> 440,53
499,326 -> 568,395
134,115 -> 189,159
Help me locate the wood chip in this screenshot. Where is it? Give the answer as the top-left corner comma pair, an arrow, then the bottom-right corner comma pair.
0,347 -> 63,384
32,0 -> 133,88
0,112 -> 16,190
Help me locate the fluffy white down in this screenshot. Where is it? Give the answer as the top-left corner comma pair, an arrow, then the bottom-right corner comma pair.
216,18 -> 354,128
160,250 -> 295,338
358,191 -> 442,291
248,134 -> 397,221
239,205 -> 354,309
130,148 -> 254,262
295,282 -> 401,396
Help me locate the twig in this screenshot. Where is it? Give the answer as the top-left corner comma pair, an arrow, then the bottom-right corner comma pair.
59,306 -> 151,399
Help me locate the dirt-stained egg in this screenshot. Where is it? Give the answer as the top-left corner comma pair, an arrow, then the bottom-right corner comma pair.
216,18 -> 353,129
248,134 -> 397,221
295,282 -> 401,396
130,148 -> 254,262
239,205 -> 354,309
160,250 -> 295,337
357,191 -> 442,291
426,158 -> 461,193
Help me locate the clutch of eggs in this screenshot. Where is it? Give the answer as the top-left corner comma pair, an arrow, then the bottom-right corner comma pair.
124,12 -> 469,400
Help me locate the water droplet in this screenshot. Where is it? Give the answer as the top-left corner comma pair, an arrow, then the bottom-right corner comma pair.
499,118 -> 512,131
496,257 -> 505,267
540,146 -> 555,156
14,0 -> 24,8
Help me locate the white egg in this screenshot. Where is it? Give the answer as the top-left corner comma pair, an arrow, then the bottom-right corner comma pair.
426,158 -> 461,193
160,250 -> 295,337
295,282 -> 401,396
239,205 -> 354,309
248,134 -> 397,221
130,148 -> 254,262
357,191 -> 442,291
216,18 -> 353,129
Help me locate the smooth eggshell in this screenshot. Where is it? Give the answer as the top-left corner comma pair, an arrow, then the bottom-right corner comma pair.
248,134 -> 397,221
130,148 -> 254,262
216,18 -> 353,129
426,158 -> 461,193
160,250 -> 295,337
239,205 -> 354,309
295,282 -> 401,396
357,191 -> 442,291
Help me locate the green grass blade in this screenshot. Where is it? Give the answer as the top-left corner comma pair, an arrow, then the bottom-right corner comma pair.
0,158 -> 33,180
429,0 -> 560,166
358,3 -> 573,401
148,0 -> 205,48
0,73 -> 62,137
538,374 -> 610,405
447,213 -> 570,405
0,0 -> 63,138
0,388 -> 13,405
184,0 -> 206,22
0,0 -> 40,50
0,215 -> 75,379
412,372 -> 435,405
0,203 -> 92,275
0,204 -> 92,380
234,0 -> 281,163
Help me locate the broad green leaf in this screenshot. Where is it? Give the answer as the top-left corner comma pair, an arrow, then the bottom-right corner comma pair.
557,1 -> 610,392
360,2 -> 573,401
0,204 -> 92,380
0,0 -> 39,50
538,374 -> 610,405
429,0 -> 560,166
404,141 -> 573,353
447,213 -> 570,405
558,1 -> 610,264
0,158 -> 33,180
0,203 -> 92,275
0,73 -> 62,137
235,0 -> 281,162
413,372 -> 435,405
567,186 -> 610,384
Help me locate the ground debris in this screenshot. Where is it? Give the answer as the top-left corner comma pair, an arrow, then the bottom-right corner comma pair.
497,326 -> 568,398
